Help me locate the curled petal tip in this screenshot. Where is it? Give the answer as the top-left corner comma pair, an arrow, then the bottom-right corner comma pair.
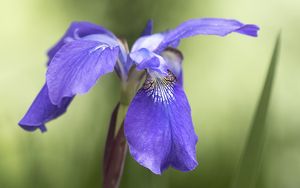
236,24 -> 260,37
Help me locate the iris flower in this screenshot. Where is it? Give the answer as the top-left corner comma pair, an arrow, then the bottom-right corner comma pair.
19,18 -> 259,174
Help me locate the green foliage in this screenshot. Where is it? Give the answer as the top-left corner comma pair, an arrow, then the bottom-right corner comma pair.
231,34 -> 281,188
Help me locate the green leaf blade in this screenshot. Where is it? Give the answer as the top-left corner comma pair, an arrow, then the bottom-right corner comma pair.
231,33 -> 281,188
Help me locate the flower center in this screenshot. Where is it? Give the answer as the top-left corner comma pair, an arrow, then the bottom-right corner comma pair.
142,70 -> 177,104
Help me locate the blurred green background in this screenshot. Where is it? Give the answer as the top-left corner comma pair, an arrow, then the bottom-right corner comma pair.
0,0 -> 299,187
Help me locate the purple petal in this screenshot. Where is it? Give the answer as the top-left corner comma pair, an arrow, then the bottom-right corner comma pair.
131,33 -> 164,52
235,24 -> 260,36
47,21 -> 116,65
156,18 -> 259,52
82,34 -> 128,71
132,18 -> 259,53
124,72 -> 198,174
46,39 -> 119,105
19,84 -> 73,132
82,34 -> 120,46
129,48 -> 168,75
141,20 -> 153,36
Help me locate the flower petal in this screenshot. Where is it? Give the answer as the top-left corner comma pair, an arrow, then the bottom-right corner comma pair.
47,21 -> 116,65
141,20 -> 153,36
19,84 -> 73,132
83,34 -> 128,68
131,33 -> 164,52
129,48 -> 168,75
46,39 -> 119,105
156,18 -> 259,52
132,18 -> 259,53
82,34 -> 120,46
124,72 -> 198,174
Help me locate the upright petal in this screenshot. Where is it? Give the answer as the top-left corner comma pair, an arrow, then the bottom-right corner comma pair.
141,20 -> 153,36
19,84 -> 73,132
47,21 -> 117,64
156,18 -> 259,52
46,39 -> 119,105
124,71 -> 198,174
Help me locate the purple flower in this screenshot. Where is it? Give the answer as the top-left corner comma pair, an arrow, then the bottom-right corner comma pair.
19,18 -> 259,174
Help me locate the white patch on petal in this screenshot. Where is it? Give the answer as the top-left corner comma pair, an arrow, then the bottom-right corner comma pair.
143,71 -> 176,104
89,44 -> 110,54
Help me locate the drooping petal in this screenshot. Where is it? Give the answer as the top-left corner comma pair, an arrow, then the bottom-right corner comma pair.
129,48 -> 168,75
46,39 -> 119,105
19,84 -> 73,132
141,20 -> 153,36
47,21 -> 117,64
156,18 -> 259,52
124,72 -> 198,174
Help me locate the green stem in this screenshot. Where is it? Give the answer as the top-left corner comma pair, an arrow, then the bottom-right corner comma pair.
103,75 -> 142,188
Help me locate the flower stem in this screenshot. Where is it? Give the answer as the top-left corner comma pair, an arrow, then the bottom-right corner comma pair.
103,64 -> 145,188
103,103 -> 128,188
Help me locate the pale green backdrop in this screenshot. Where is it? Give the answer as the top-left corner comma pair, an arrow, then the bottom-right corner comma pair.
0,0 -> 299,187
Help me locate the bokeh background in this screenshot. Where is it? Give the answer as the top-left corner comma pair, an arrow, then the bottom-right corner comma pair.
0,0 -> 299,187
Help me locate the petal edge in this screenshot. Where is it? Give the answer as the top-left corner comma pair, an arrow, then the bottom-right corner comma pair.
19,84 -> 73,132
